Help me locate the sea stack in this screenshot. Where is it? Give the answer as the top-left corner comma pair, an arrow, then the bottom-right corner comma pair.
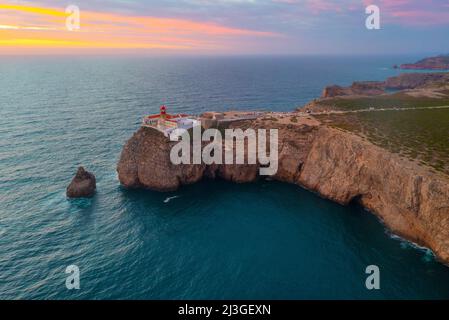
66,167 -> 96,198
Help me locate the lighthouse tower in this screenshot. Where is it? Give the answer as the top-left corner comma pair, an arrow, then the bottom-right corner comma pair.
160,105 -> 167,119
141,105 -> 199,138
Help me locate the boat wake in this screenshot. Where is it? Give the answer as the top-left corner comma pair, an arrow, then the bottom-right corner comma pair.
164,195 -> 180,203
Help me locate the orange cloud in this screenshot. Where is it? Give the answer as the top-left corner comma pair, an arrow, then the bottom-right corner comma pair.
0,2 -> 280,54
0,3 -> 67,17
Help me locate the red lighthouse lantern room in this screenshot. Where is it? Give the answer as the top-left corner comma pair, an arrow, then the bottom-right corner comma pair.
160,105 -> 167,117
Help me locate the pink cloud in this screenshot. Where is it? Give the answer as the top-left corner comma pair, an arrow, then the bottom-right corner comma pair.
389,9 -> 449,26
275,0 -> 449,25
364,0 -> 449,26
306,0 -> 343,14
273,0 -> 351,14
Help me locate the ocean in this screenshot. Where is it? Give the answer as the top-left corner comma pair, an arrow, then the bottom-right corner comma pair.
1,55 -> 449,299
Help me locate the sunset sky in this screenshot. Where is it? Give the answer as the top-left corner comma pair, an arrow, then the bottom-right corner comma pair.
0,0 -> 448,55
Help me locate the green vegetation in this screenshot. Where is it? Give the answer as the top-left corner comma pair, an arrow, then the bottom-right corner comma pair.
316,108 -> 449,175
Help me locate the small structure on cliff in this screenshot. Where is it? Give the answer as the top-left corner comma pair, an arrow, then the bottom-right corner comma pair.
142,105 -> 200,139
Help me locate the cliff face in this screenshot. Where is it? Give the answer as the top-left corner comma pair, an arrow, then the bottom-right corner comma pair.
117,128 -> 207,191
321,72 -> 449,98
117,118 -> 449,264
297,127 -> 449,263
322,81 -> 385,98
384,72 -> 449,89
400,55 -> 449,70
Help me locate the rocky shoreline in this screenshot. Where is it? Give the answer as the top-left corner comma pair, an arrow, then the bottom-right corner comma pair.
397,55 -> 449,70
320,72 -> 449,98
117,74 -> 449,265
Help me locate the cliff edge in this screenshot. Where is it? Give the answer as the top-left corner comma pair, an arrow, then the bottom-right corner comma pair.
117,114 -> 449,264
321,72 -> 449,98
399,55 -> 449,70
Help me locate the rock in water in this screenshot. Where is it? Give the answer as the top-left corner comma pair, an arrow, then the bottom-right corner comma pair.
66,167 -> 96,198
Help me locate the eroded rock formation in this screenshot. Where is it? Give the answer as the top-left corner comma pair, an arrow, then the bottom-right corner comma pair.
321,72 -> 449,98
399,55 -> 449,70
322,81 -> 385,98
117,116 -> 449,264
67,166 -> 96,198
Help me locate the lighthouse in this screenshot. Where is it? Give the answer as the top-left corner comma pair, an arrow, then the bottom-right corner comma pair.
160,105 -> 167,119
141,105 -> 200,139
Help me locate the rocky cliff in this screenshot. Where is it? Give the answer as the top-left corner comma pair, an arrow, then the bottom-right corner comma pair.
322,81 -> 385,98
117,115 -> 449,264
399,55 -> 449,70
321,72 -> 449,98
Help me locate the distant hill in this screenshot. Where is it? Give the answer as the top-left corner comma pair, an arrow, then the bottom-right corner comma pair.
398,55 -> 449,70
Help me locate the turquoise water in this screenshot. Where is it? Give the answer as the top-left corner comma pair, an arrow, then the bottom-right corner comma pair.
1,55 -> 449,299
